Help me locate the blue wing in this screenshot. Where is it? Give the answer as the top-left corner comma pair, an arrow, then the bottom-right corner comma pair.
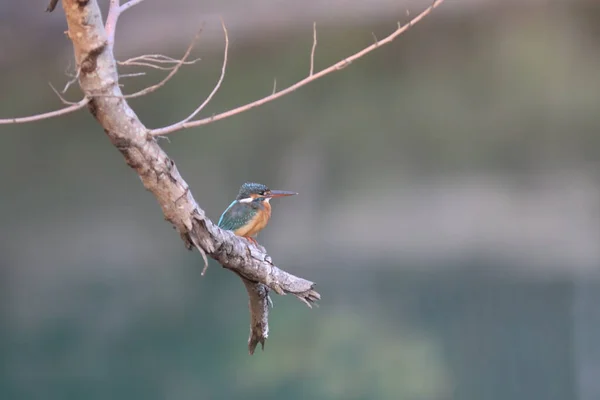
218,200 -> 257,232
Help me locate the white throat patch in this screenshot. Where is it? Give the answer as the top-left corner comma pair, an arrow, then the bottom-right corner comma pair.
239,197 -> 253,203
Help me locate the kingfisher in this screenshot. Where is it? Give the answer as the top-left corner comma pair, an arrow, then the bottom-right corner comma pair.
217,182 -> 297,244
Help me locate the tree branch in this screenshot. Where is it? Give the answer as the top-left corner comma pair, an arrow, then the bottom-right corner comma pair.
20,0 -> 444,353
148,19 -> 228,135
240,275 -> 271,355
120,28 -> 203,99
0,98 -> 88,125
105,0 -> 146,47
120,0 -> 146,14
149,0 -> 445,136
310,21 -> 317,76
105,0 -> 121,47
118,53 -> 201,71
60,0 -> 318,353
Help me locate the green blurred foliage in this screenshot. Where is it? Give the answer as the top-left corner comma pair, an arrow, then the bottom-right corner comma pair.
236,311 -> 449,400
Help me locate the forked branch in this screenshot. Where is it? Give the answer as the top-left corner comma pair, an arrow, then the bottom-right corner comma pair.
154,19 -> 228,129
120,28 -> 204,99
149,0 -> 445,136
14,0 -> 443,354
59,0 -> 319,354
119,53 -> 201,71
106,0 -> 148,46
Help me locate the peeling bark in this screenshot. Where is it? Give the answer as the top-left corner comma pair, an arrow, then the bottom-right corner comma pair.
60,0 -> 319,353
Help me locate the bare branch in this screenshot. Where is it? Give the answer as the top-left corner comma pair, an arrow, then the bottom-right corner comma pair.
118,54 -> 201,71
310,22 -> 317,76
149,19 -> 228,135
120,0 -> 146,14
371,32 -> 379,44
119,28 -> 203,99
123,54 -> 200,64
119,72 -> 146,80
117,57 -> 200,71
149,0 -> 446,136
60,0 -> 319,353
49,83 -> 78,105
105,0 -> 147,46
0,98 -> 88,125
190,234 -> 210,276
105,0 -> 121,47
61,68 -> 81,94
120,61 -> 177,71
241,277 -> 270,355
28,0 -> 443,351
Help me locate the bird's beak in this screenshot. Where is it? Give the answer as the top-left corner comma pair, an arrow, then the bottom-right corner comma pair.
267,190 -> 298,198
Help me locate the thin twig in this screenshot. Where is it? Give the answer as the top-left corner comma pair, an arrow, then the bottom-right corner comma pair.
122,54 -> 200,64
149,19 -> 228,134
272,78 -> 277,95
371,32 -> 379,44
62,69 -> 80,93
49,83 -> 78,105
119,54 -> 201,71
119,27 -> 203,99
135,55 -> 182,63
149,0 -> 445,136
0,98 -> 89,125
190,235 -> 210,276
120,62 -> 178,71
120,0 -> 146,14
310,22 -> 317,76
119,72 -> 146,79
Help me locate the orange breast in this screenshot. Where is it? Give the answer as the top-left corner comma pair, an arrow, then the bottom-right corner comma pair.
234,202 -> 271,238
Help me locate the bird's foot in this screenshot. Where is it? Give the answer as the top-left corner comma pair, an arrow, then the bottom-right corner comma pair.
246,237 -> 259,245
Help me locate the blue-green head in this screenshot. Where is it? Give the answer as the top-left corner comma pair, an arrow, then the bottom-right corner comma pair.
236,182 -> 297,203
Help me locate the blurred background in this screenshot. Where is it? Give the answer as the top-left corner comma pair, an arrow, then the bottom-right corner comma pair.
1,0 -> 600,399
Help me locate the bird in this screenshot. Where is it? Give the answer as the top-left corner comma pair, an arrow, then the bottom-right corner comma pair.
217,182 -> 297,244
